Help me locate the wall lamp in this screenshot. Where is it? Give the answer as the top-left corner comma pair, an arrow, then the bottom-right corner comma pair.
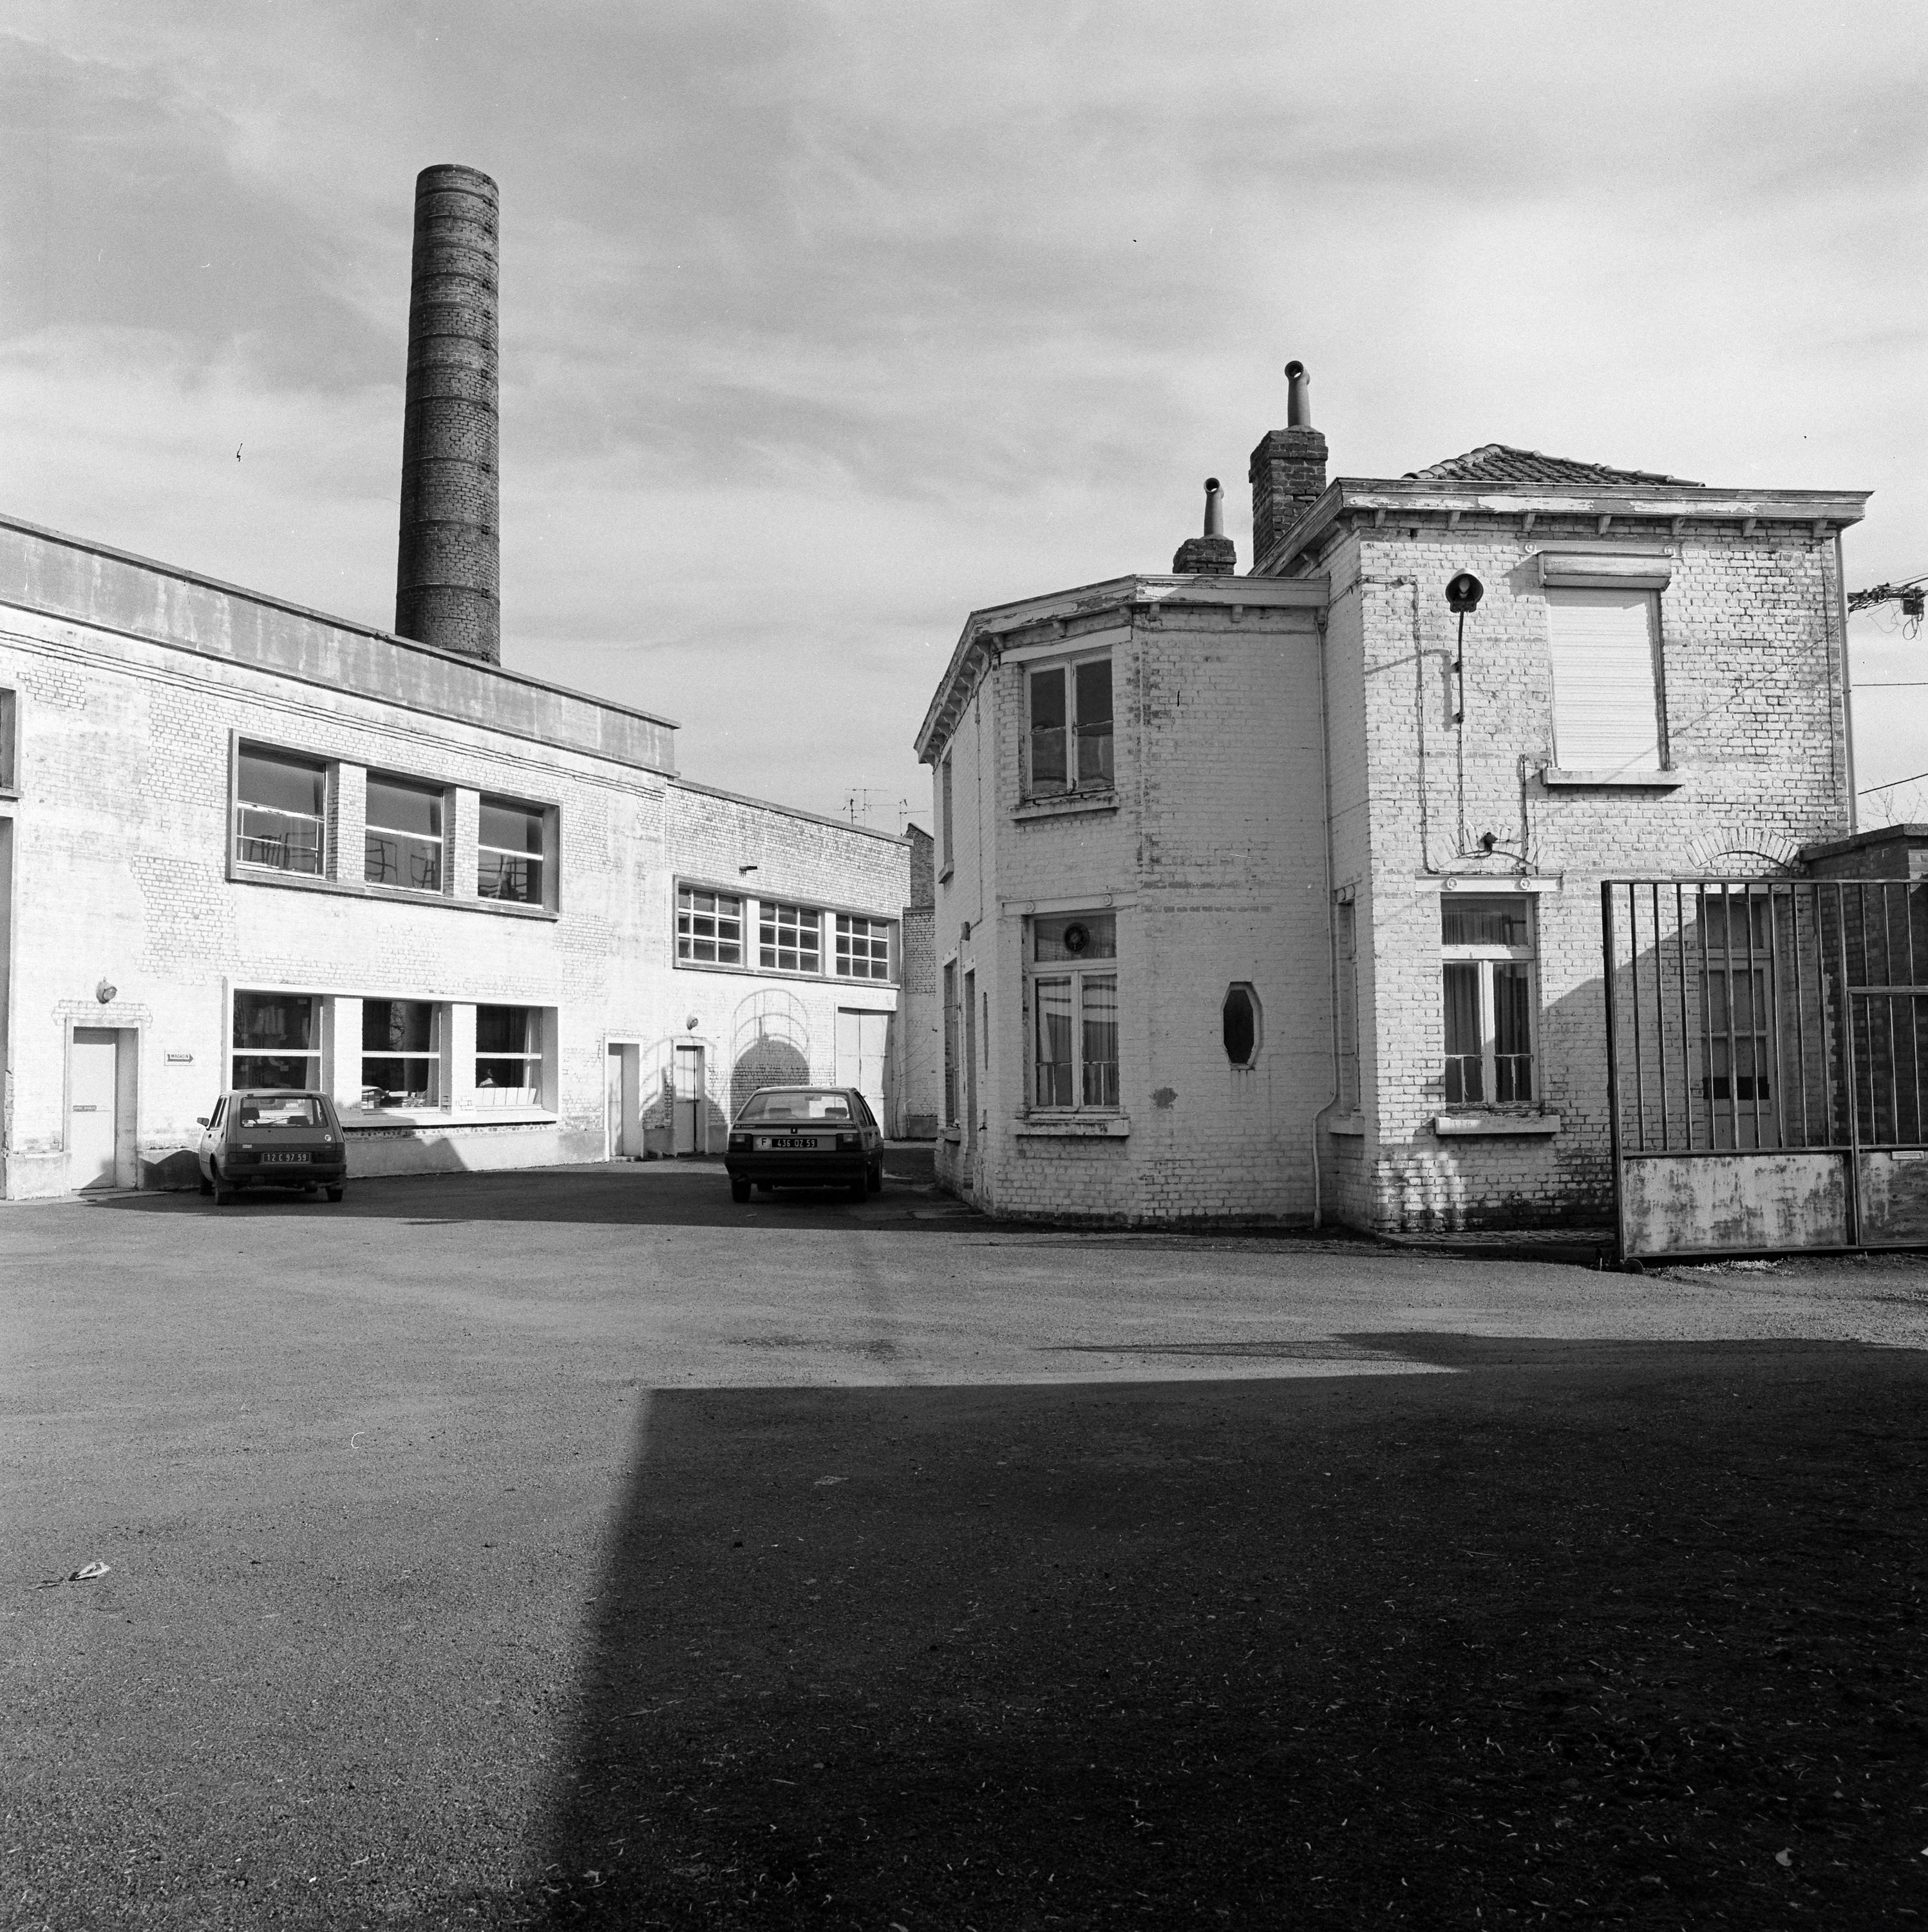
1445,571 -> 1483,726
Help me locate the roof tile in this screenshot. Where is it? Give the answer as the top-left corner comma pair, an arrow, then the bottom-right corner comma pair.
1404,443 -> 1703,488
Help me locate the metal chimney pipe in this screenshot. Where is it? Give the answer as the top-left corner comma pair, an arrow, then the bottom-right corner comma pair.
1285,359 -> 1312,429
1203,477 -> 1225,537
395,164 -> 500,662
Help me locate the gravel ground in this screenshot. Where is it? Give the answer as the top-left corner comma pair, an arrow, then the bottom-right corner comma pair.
4,1163 -> 1927,1929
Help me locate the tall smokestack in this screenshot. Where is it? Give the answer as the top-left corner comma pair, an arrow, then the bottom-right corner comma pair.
395,164 -> 500,661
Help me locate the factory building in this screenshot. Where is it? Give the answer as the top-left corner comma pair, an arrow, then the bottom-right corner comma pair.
0,167 -> 919,1198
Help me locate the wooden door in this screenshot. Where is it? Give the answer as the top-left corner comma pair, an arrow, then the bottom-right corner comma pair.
68,1028 -> 119,1190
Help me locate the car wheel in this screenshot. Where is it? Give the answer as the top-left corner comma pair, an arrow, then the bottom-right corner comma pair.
847,1175 -> 867,1204
213,1166 -> 236,1206
866,1160 -> 882,1193
325,1186 -> 345,1203
198,1173 -> 214,1198
730,1179 -> 751,1203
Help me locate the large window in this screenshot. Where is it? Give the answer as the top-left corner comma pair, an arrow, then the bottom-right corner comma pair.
475,1005 -> 542,1105
835,914 -> 891,980
235,747 -> 326,875
478,796 -> 545,904
1027,656 -> 1113,798
939,753 -> 954,873
1699,891 -> 1773,1107
1546,589 -> 1663,773
362,998 -> 439,1107
759,900 -> 821,974
1441,896 -> 1536,1105
1028,911 -> 1119,1111
364,775 -> 444,893
232,990 -> 321,1090
678,886 -> 743,965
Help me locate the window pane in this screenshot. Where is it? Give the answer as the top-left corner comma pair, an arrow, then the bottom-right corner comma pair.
677,886 -> 742,963
1082,976 -> 1119,1108
835,914 -> 891,980
1442,962 -> 1482,1104
1030,667 -> 1067,792
478,799 -> 543,854
1223,986 -> 1256,1065
1035,978 -> 1074,1108
234,992 -> 317,1053
1493,962 -> 1535,1103
231,1056 -> 316,1092
1546,589 -> 1661,772
476,1005 -> 534,1056
1074,659 -> 1113,787
238,749 -> 325,817
1033,912 -> 1116,961
1441,896 -> 1531,947
366,777 -> 441,837
363,999 -> 435,1056
238,1095 -> 322,1126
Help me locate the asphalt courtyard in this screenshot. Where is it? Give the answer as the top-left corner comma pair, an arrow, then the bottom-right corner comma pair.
6,1155 -> 1928,1930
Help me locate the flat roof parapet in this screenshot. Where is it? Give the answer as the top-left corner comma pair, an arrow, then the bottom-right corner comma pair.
0,511 -> 677,776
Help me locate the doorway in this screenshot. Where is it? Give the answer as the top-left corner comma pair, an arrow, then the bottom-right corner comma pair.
68,1027 -> 127,1191
836,1009 -> 890,1131
605,1042 -> 641,1159
672,1041 -> 706,1155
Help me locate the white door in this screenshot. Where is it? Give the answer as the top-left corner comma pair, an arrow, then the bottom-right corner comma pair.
672,1043 -> 704,1155
836,1009 -> 889,1132
605,1046 -> 624,1159
68,1028 -> 119,1190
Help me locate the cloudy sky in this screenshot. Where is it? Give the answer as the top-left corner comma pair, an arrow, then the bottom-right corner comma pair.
6,2 -> 1927,826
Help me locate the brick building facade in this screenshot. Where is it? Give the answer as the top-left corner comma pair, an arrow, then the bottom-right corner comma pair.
0,513 -> 918,1198
916,417 -> 1868,1230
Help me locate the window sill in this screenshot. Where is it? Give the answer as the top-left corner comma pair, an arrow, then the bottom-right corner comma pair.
228,861 -> 559,919
1432,1113 -> 1562,1137
1540,766 -> 1690,790
938,865 -> 954,885
1325,1112 -> 1367,1137
673,956 -> 899,990
1012,790 -> 1120,822
1015,1114 -> 1130,1139
343,1104 -> 559,1130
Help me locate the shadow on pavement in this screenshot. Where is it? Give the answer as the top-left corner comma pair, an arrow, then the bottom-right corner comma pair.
487,1335 -> 1928,1929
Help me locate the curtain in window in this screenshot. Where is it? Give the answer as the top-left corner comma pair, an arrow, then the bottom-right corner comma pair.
1034,978 -> 1073,1107
1493,962 -> 1535,1103
1081,976 -> 1119,1108
1442,962 -> 1482,1104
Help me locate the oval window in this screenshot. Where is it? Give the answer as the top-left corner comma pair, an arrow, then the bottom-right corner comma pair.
1223,983 -> 1260,1066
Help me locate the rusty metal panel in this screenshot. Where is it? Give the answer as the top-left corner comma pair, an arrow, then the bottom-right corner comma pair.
1621,1151 -> 1849,1259
1856,1150 -> 1928,1245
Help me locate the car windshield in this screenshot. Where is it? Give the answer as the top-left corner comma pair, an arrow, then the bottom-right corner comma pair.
238,1095 -> 323,1128
739,1088 -> 855,1123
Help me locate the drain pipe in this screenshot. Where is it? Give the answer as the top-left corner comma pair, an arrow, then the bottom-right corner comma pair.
1310,603 -> 1339,1229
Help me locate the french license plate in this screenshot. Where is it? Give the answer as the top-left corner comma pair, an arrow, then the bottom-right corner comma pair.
262,1151 -> 310,1164
755,1135 -> 818,1150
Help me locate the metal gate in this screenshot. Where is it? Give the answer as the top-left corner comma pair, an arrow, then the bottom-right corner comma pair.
1603,877 -> 1928,1262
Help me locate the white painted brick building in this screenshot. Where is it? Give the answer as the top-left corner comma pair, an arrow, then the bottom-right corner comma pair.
915,420 -> 1869,1231
0,515 -> 918,1198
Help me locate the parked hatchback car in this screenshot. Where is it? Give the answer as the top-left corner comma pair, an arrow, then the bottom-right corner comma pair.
196,1090 -> 348,1204
725,1086 -> 883,1204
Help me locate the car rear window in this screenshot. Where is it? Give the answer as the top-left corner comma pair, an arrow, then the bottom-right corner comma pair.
238,1095 -> 324,1128
739,1088 -> 855,1122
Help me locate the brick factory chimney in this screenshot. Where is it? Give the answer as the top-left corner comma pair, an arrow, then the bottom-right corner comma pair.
1172,477 -> 1236,574
395,164 -> 500,662
1247,359 -> 1327,571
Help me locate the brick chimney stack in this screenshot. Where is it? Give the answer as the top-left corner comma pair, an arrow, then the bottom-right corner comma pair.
1247,359 -> 1327,572
1172,477 -> 1237,574
395,164 -> 500,662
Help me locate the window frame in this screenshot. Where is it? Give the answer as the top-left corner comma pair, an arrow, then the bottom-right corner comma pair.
759,898 -> 822,974
1024,650 -> 1115,802
233,743 -> 330,879
1439,895 -> 1538,1108
231,988 -> 325,1092
473,1003 -> 543,1106
834,913 -> 893,981
677,882 -> 746,966
1544,587 -> 1667,774
938,752 -> 954,878
942,958 -> 958,1127
0,685 -> 17,793
1024,911 -> 1122,1115
363,772 -> 448,896
476,793 -> 551,908
359,996 -> 442,1108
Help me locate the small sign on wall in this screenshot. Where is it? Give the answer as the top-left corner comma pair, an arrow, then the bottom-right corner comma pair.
165,1052 -> 194,1064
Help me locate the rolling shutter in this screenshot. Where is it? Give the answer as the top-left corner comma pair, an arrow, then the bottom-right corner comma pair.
1545,588 -> 1662,772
